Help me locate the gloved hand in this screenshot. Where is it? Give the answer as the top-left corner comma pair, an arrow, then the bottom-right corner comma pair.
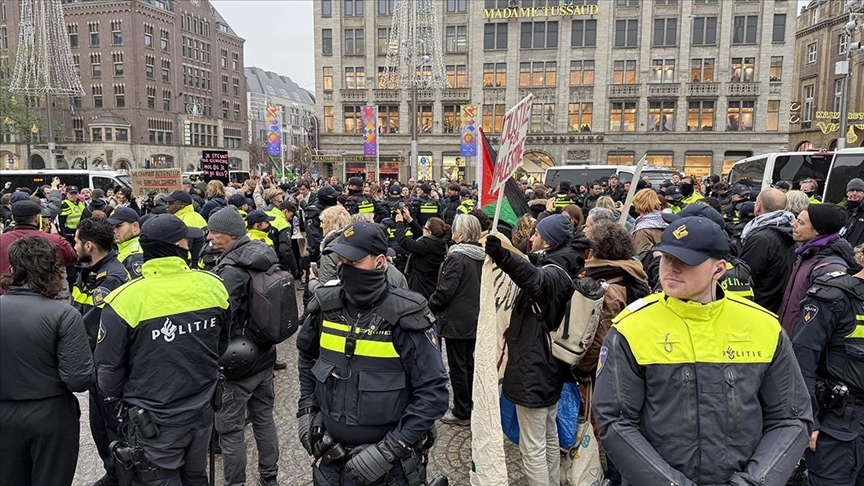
297,395 -> 319,455
484,234 -> 508,261
345,432 -> 412,484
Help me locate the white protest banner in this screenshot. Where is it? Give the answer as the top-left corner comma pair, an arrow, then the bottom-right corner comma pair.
490,93 -> 533,193
489,93 -> 533,233
130,169 -> 182,197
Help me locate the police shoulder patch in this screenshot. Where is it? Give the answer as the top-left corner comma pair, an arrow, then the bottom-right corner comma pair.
597,346 -> 608,376
132,260 -> 143,276
803,303 -> 819,323
92,286 -> 111,306
97,321 -> 106,344
425,328 -> 440,349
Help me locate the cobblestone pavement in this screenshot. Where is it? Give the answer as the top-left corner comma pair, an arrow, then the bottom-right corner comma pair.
74,331 -> 527,485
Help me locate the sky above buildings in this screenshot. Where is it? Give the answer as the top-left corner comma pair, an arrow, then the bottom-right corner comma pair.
210,0 -> 815,96
211,0 -> 315,93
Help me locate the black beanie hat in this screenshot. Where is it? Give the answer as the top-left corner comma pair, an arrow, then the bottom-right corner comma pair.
807,203 -> 846,236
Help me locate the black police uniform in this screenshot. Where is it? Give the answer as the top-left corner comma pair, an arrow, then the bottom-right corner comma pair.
72,251 -> 129,486
344,190 -> 389,222
382,196 -> 414,273
412,195 -> 441,227
95,219 -> 230,486
792,271 -> 864,485
297,285 -> 449,486
553,190 -> 577,212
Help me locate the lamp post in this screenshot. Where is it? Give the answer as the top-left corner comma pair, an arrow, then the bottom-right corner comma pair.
410,54 -> 431,182
838,8 -> 863,149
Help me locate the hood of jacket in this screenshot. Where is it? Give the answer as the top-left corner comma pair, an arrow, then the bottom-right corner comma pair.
528,199 -> 548,208
631,211 -> 668,234
448,241 -> 485,261
584,257 -> 649,286
220,236 -> 276,272
539,237 -> 590,275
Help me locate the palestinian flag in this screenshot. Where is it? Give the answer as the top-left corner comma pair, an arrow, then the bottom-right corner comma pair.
477,127 -> 530,228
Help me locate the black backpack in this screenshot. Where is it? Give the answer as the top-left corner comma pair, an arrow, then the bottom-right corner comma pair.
246,263 -> 299,345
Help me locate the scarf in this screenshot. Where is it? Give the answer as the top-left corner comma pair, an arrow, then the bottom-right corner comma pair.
795,233 -> 838,256
631,211 -> 668,234
740,210 -> 796,242
140,236 -> 189,262
339,265 -> 389,308
448,242 -> 485,261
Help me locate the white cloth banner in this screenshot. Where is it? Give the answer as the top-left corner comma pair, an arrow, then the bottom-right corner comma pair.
470,235 -> 524,486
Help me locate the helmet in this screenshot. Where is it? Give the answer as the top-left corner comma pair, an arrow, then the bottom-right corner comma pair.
218,336 -> 258,378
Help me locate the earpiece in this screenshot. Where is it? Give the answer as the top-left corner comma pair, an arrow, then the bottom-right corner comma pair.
714,268 -> 723,276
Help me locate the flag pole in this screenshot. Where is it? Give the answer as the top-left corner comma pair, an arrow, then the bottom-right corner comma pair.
375,105 -> 380,183
619,154 -> 647,228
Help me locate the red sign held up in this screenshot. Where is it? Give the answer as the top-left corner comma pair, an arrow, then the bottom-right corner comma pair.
490,94 -> 534,193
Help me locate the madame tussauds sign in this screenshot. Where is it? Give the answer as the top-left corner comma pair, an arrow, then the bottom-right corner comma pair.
482,3 -> 599,19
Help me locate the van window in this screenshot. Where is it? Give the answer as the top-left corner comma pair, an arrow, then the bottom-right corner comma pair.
93,176 -> 118,192
773,154 -> 831,191
58,174 -> 89,191
825,152 -> 864,204
729,158 -> 766,185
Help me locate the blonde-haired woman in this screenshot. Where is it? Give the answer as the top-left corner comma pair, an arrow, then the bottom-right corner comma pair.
199,180 -> 227,220
785,190 -> 810,216
630,188 -> 667,252
308,205 -> 351,292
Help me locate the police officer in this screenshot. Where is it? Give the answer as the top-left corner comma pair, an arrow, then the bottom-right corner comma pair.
297,222 -> 448,485
456,188 -> 475,216
305,186 -> 339,264
552,180 -> 577,212
382,185 -> 413,273
245,209 -> 276,246
59,185 -> 88,240
95,214 -> 230,486
109,207 -> 144,279
71,217 -> 130,486
413,183 -> 441,227
792,244 -> 864,485
594,216 -> 813,485
343,177 -> 389,222
163,190 -> 207,268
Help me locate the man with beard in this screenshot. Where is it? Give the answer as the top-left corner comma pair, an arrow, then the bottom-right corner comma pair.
841,178 -> 864,247
739,189 -> 796,313
108,207 -> 144,279
441,182 -> 462,225
71,217 -> 129,486
605,175 -> 626,203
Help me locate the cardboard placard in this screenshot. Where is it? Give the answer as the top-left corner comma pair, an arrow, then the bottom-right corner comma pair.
130,169 -> 182,197
201,150 -> 229,185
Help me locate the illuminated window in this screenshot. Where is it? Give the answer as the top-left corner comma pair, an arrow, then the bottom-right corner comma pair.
727,100 -> 755,132
610,101 -> 636,132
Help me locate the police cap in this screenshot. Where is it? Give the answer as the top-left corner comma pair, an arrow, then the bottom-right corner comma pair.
662,203 -> 724,227
11,200 -> 43,217
655,217 -> 730,266
162,190 -> 193,205
245,209 -> 275,225
140,213 -> 203,243
107,207 -> 140,225
324,221 -> 388,261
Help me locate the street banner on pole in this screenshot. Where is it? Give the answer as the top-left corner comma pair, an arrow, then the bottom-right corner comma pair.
362,106 -> 378,156
490,94 -> 533,193
130,168 -> 181,197
460,104 -> 478,156
266,106 -> 282,157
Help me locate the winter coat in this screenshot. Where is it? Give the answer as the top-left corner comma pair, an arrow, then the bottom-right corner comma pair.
428,242 -> 485,339
492,237 -> 591,408
0,287 -> 94,399
739,223 -> 796,314
199,197 -> 227,221
842,200 -> 864,247
213,236 -> 278,379
778,235 -> 858,337
395,219 -> 447,300
630,211 -> 668,253
577,258 -> 649,377
605,185 -> 626,203
0,224 -> 78,295
442,195 -> 461,225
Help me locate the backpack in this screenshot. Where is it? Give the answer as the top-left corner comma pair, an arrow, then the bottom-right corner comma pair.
218,259 -> 299,346
538,264 -> 607,366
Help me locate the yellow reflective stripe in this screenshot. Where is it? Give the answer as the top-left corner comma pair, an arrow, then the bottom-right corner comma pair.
320,331 -> 400,358
858,315 -> 864,321
848,323 -> 864,339
420,207 -> 437,213
72,287 -> 90,305
323,320 -> 351,332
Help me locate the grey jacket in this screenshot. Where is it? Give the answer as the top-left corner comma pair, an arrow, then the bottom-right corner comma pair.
594,290 -> 813,486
